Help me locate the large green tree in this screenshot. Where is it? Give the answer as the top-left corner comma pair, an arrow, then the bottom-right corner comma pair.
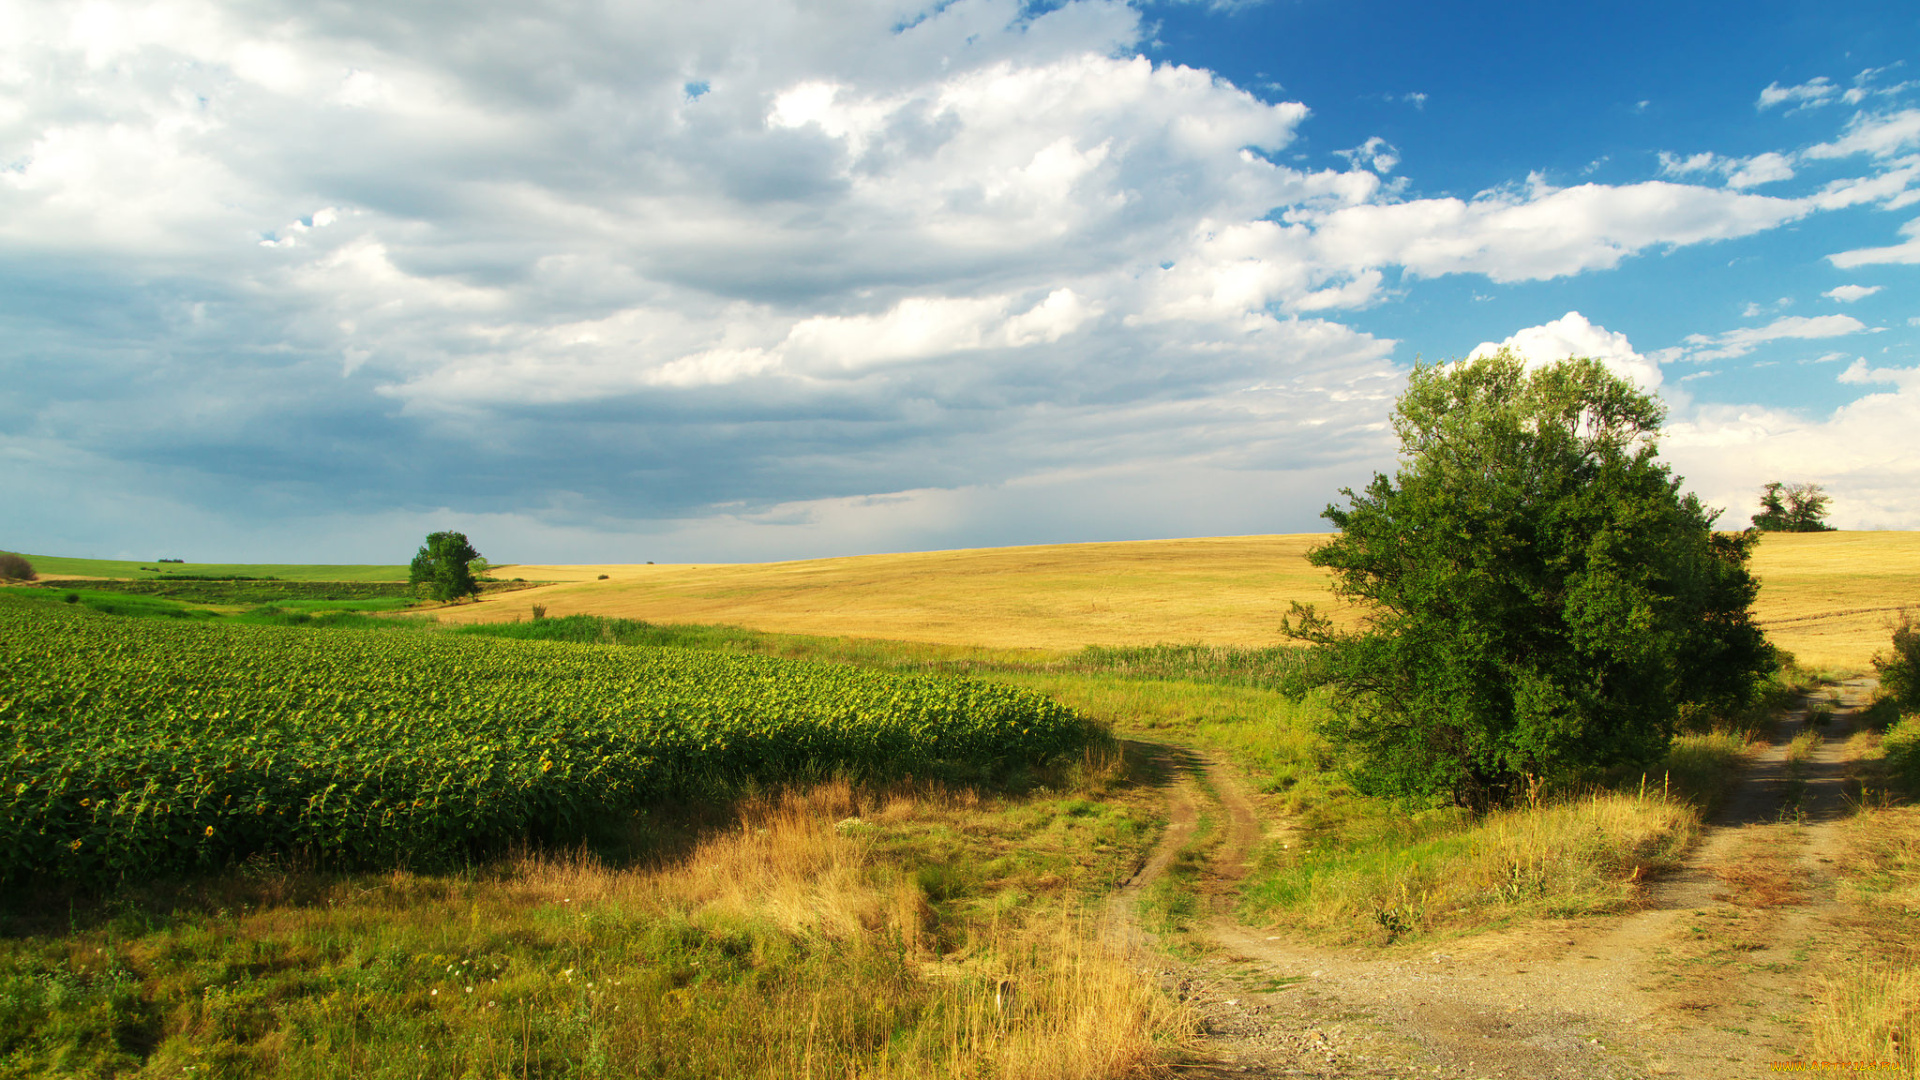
1284,350 -> 1774,808
409,531 -> 482,603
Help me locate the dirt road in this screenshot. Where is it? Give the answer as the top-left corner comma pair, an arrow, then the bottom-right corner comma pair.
1118,681 -> 1883,1079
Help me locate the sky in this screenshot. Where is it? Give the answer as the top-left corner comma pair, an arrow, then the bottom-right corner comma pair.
4,0 -> 1918,565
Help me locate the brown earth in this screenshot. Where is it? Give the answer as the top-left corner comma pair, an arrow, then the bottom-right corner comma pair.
1114,681 -> 1889,1079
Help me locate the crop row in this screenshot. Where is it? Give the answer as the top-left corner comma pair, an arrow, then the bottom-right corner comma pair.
0,597 -> 1095,884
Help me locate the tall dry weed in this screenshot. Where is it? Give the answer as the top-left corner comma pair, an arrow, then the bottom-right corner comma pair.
1804,955 -> 1918,1075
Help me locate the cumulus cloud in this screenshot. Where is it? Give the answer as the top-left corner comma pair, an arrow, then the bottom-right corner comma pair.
1830,216 -> 1920,267
1439,317 -> 1920,533
1665,360 -> 1920,530
1823,284 -> 1882,302
1659,150 -> 1796,188
1449,315 -> 1920,531
1802,108 -> 1920,161
1298,178 -> 1809,283
1757,77 -> 1839,111
1663,83 -> 1920,224
4,0 -> 1919,557
1759,68 -> 1916,112
1336,136 -> 1400,174
1658,314 -> 1869,364
1469,312 -> 1662,393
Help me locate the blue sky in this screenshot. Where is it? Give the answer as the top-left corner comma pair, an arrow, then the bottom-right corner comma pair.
4,0 -> 1917,564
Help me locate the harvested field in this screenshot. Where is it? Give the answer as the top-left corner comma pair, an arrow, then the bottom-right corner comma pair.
452,536 -> 1348,652
452,531 -> 1920,670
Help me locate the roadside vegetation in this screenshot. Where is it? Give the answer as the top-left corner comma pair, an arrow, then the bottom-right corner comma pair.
0,778 -> 1183,1079
1804,613 -> 1920,1073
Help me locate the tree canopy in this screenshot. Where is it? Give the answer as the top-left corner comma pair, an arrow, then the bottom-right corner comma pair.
1750,481 -> 1835,532
1284,350 -> 1774,808
409,531 -> 482,603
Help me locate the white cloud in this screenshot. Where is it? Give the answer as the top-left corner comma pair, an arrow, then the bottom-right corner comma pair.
1469,311 -> 1663,393
1757,77 -> 1837,111
1823,284 -> 1882,303
1830,216 -> 1920,267
1299,179 -> 1808,283
1725,152 -> 1796,188
1336,136 -> 1399,174
1838,358 -> 1920,390
649,287 -> 1105,383
1446,315 -> 1920,533
1658,150 -> 1795,188
1665,359 -> 1920,530
1661,314 -> 1868,364
1461,317 -> 1920,533
5,0 -> 1920,558
1802,108 -> 1920,160
1806,159 -> 1920,211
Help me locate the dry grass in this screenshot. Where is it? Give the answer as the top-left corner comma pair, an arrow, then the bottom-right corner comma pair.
1243,789 -> 1698,943
484,781 -> 1193,1079
1804,957 -> 1918,1075
462,531 -> 1920,668
0,779 -> 1189,1079
1803,804 -> 1920,1075
1711,857 -> 1804,909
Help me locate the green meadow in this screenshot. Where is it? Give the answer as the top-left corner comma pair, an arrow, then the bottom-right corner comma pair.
22,554 -> 411,582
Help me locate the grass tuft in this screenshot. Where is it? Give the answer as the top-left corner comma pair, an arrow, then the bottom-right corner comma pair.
1805,803 -> 1920,1075
1241,787 -> 1696,944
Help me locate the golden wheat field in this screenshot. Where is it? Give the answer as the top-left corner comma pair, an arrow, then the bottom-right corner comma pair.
448,531 -> 1920,671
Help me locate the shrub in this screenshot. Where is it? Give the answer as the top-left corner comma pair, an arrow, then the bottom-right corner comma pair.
1875,612 -> 1920,714
0,553 -> 35,582
1284,352 -> 1771,808
1883,717 -> 1920,790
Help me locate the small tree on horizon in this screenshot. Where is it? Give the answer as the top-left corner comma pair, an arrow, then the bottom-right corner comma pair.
1751,481 -> 1836,532
0,552 -> 35,582
410,531 -> 482,602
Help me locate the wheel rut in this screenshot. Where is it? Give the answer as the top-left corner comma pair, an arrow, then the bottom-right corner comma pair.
1116,682 -> 1881,1079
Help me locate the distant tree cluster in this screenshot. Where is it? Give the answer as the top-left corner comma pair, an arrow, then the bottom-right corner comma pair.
1751,481 -> 1835,532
